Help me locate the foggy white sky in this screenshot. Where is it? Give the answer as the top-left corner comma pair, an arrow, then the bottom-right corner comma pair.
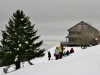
0,0 -> 100,49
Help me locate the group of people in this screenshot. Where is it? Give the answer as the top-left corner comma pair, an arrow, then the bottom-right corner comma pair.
63,48 -> 74,57
48,44 -> 74,60
54,44 -> 64,60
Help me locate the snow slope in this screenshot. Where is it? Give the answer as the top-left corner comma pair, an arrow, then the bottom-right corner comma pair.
0,45 -> 100,75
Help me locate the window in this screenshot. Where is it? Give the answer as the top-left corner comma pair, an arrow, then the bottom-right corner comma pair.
83,25 -> 87,28
78,25 -> 81,28
84,32 -> 86,35
91,32 -> 93,35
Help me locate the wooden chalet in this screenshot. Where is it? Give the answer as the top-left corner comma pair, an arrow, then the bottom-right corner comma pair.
61,21 -> 100,46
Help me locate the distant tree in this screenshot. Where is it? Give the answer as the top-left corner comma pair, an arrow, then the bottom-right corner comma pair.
76,33 -> 91,49
0,10 -> 45,71
76,26 -> 92,49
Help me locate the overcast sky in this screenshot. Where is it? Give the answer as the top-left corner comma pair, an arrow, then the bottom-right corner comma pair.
0,0 -> 100,49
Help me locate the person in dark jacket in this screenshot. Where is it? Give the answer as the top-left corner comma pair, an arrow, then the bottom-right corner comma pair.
70,48 -> 74,54
48,51 -> 51,60
66,50 -> 70,56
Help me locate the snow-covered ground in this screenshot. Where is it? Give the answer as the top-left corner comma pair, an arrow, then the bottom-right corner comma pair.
0,44 -> 100,75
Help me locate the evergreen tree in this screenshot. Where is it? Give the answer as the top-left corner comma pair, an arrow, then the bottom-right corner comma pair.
0,10 -> 45,70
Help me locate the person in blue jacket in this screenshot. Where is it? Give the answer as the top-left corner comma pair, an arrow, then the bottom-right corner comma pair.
54,47 -> 59,60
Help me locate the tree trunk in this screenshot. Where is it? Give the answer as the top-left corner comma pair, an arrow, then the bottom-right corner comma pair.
15,59 -> 20,70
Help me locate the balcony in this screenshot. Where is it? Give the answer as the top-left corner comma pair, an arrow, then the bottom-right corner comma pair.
60,41 -> 79,46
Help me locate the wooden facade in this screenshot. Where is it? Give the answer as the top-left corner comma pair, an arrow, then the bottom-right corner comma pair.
61,21 -> 100,46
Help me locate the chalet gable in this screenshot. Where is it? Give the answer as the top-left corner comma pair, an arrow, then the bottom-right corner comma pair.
68,21 -> 98,32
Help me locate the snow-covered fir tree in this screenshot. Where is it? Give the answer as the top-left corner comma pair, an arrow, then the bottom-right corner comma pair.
0,10 -> 45,70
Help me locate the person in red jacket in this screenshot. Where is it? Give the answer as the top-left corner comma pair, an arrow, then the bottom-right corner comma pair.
61,44 -> 65,57
70,48 -> 74,54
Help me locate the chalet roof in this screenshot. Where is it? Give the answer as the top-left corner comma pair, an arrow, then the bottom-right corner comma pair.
68,21 -> 99,31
